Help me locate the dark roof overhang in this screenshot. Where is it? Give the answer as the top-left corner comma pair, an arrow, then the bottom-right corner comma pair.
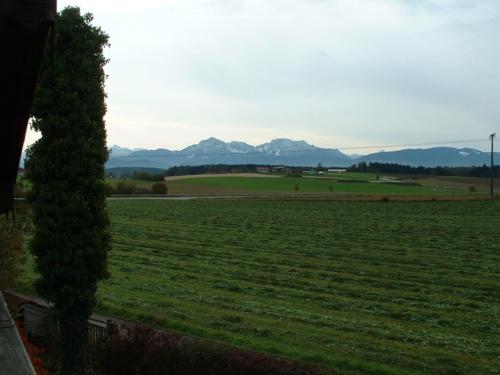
0,0 -> 56,214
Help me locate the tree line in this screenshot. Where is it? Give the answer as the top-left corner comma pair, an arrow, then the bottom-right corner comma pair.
348,162 -> 500,178
108,164 -> 307,180
165,164 -> 266,176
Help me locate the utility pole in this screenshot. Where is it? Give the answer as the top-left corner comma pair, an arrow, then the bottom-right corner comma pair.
491,133 -> 496,198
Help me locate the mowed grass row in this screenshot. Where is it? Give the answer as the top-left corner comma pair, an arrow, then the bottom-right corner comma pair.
104,200 -> 500,374
166,176 -> 468,195
20,200 -> 500,374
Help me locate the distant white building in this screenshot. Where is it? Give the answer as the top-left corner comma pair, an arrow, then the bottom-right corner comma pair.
256,166 -> 271,173
328,168 -> 347,173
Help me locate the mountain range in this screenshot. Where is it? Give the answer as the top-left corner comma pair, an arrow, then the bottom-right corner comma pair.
106,137 -> 498,169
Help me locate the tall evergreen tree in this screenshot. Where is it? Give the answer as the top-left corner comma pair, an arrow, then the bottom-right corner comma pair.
26,7 -> 110,374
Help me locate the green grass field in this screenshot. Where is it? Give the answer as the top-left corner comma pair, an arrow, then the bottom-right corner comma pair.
166,175 -> 467,195
105,173 -> 492,196
19,199 -> 500,374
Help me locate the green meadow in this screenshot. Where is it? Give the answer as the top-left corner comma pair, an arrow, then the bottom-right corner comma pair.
166,175 -> 466,195
19,199 -> 500,374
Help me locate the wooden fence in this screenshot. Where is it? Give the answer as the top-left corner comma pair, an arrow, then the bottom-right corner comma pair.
18,302 -> 111,346
87,317 -> 109,346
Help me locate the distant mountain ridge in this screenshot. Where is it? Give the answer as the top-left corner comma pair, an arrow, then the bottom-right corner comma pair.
106,138 -> 498,169
358,147 -> 492,167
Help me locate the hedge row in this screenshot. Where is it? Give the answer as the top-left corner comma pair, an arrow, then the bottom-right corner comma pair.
107,182 -> 168,195
95,322 -> 333,375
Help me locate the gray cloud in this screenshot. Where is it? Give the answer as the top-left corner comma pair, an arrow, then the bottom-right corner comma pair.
37,0 -> 499,151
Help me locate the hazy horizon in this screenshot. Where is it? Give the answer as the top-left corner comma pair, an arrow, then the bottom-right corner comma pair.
107,135 -> 494,155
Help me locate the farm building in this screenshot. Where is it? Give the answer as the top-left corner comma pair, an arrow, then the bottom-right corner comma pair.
17,302 -> 52,342
328,168 -> 347,173
256,166 -> 271,173
271,165 -> 294,174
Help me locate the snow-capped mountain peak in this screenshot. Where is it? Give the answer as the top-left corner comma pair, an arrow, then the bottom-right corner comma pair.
181,137 -> 256,154
106,139 -> 497,170
256,138 -> 319,155
110,145 -> 146,156
227,141 -> 256,153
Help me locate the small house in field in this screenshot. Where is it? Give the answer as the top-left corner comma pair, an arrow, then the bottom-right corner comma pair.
328,168 -> 347,173
256,166 -> 270,173
17,302 -> 52,341
271,165 -> 293,174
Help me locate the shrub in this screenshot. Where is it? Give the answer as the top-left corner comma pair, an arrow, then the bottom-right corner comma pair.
104,184 -> 116,197
115,181 -> 136,194
468,185 -> 477,193
381,196 -> 390,202
133,187 -> 150,195
0,211 -> 27,288
151,183 -> 168,195
14,183 -> 29,198
294,184 -> 300,193
95,322 -> 326,375
16,321 -> 48,375
328,184 -> 334,192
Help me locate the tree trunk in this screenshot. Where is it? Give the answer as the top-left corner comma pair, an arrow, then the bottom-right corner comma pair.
59,309 -> 89,375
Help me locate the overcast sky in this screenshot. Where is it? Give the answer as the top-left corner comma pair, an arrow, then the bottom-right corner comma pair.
26,0 -> 500,152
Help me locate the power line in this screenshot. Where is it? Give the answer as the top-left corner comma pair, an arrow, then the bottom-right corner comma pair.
334,138 -> 488,151
110,137 -> 491,158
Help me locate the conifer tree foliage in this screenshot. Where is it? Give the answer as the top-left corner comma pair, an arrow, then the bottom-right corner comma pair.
25,7 -> 110,374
